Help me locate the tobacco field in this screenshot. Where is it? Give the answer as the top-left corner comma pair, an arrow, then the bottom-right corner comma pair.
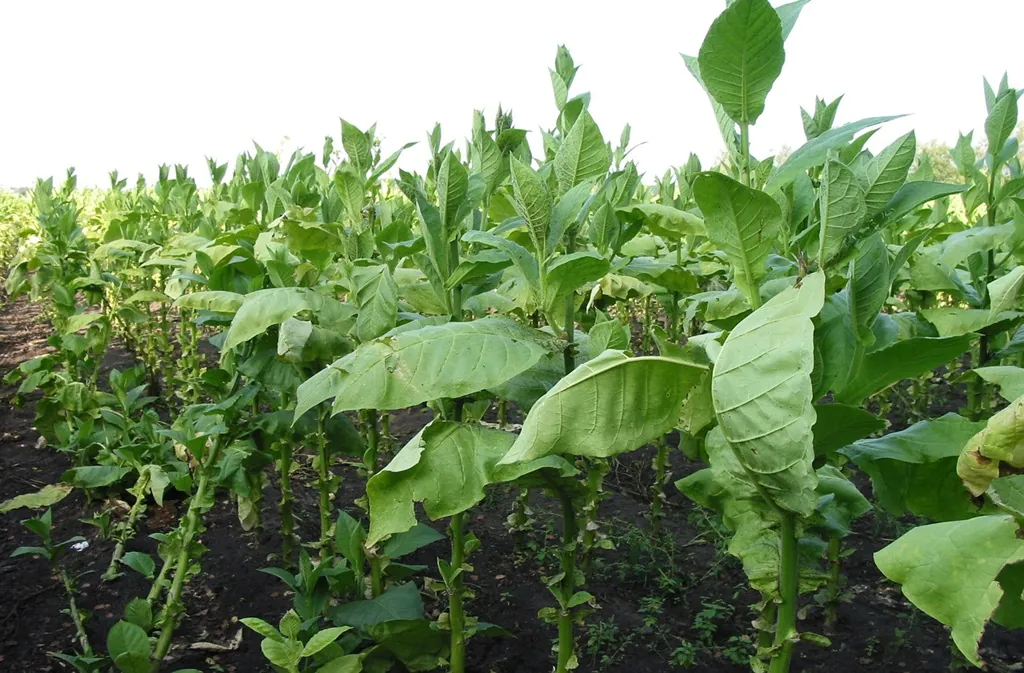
1,1 -> 1023,672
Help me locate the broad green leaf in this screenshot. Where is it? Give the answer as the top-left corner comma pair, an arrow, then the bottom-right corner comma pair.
501,349 -> 705,464
957,395 -> 1024,497
548,180 -> 596,252
125,290 -> 170,305
542,251 -> 610,316
367,421 -> 571,545
352,264 -> 399,343
681,54 -> 740,155
815,464 -> 872,536
317,654 -> 364,673
63,465 -> 132,489
436,152 -> 469,231
222,287 -> 331,352
124,598 -> 152,631
713,271 -> 825,515
766,116 -> 903,191
973,366 -> 1024,402
875,515 -> 1024,667
811,403 -> 885,457
692,172 -> 781,308
988,266 -> 1024,317
697,0 -> 785,126
615,203 -> 707,239
341,119 -> 372,174
776,0 -> 810,40
847,233 -> 890,341
366,619 -> 449,672
862,131 -> 916,218
329,582 -> 424,629
0,483 -> 72,513
241,617 -> 283,642
65,312 -> 104,333
335,167 -> 366,223
836,334 -> 975,405
381,523 -> 446,559
839,414 -> 987,521
872,181 -> 967,227
554,110 -> 611,194
107,621 -> 150,664
986,91 -> 1019,166
510,156 -> 553,258
120,551 -> 156,578
462,229 -> 540,291
921,307 -> 1020,337
262,638 -> 304,669
174,286 -> 247,311
677,428 -> 787,594
295,317 -> 554,417
302,627 -> 351,657
818,158 -> 866,265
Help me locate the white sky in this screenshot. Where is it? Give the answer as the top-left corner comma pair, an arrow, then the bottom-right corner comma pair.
1,0 -> 1021,188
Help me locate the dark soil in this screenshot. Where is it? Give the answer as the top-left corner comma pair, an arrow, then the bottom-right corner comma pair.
2,295 -> 1022,673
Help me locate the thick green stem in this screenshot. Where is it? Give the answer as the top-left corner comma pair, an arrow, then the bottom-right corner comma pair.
362,409 -> 379,478
380,411 -> 392,456
59,566 -> 92,655
103,490 -> 148,582
369,552 -> 384,598
740,121 -> 751,187
650,437 -> 669,535
580,460 -> 606,576
147,555 -> 176,605
448,511 -> 467,673
316,416 -> 333,562
758,600 -> 777,655
563,229 -> 578,374
824,534 -> 841,633
509,488 -> 531,555
277,441 -> 296,567
150,443 -> 220,672
768,513 -> 800,673
556,491 -> 579,673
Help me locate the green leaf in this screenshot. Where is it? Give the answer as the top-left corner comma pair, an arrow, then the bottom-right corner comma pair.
222,287 -> 332,352
329,582 -> 424,629
316,654 -> 364,673
839,414 -> 987,521
957,395 -> 1024,498
875,515 -> 1024,667
615,203 -> 707,239
436,152 -> 469,232
712,271 -> 825,515
63,465 -> 132,489
302,627 -> 351,658
295,317 -> 553,418
776,0 -> 810,39
554,110 -> 611,194
847,233 -> 890,341
871,181 -> 967,228
262,638 -> 304,669
510,156 -> 553,259
368,421 -> 570,545
862,131 -> 916,218
381,523 -> 446,559
279,609 -> 302,639
462,230 -> 540,291
818,158 -> 866,265
352,264 -> 399,343
920,308 -> 1020,337
811,403 -> 885,457
366,619 -> 448,672
120,551 -> 156,579
542,251 -> 610,316
697,0 -> 785,126
107,621 -> 150,664
836,334 -> 975,405
500,350 -> 705,464
692,172 -> 781,308
0,483 -> 72,513
766,116 -> 904,191
988,266 -> 1024,317
113,652 -> 151,673
973,366 -> 1024,402
240,618 -> 284,642
985,91 -> 1018,166
64,313 -> 104,334
341,119 -> 372,174
124,598 -> 153,632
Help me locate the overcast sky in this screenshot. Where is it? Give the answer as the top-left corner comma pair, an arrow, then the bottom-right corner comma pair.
1,0 -> 1020,188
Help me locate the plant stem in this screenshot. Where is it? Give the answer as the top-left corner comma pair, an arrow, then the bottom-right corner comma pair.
147,554 -> 176,606
768,513 -> 799,673
448,511 -> 467,673
103,488 -> 148,582
380,410 -> 392,456
58,566 -> 92,655
369,551 -> 384,598
824,534 -> 841,633
277,440 -> 296,568
362,409 -> 379,478
556,490 -> 579,673
740,120 -> 751,187
580,459 -> 606,576
563,228 -> 578,375
316,413 -> 333,562
650,436 -> 668,536
150,442 -> 221,673
510,488 -> 531,555
758,600 -> 777,655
